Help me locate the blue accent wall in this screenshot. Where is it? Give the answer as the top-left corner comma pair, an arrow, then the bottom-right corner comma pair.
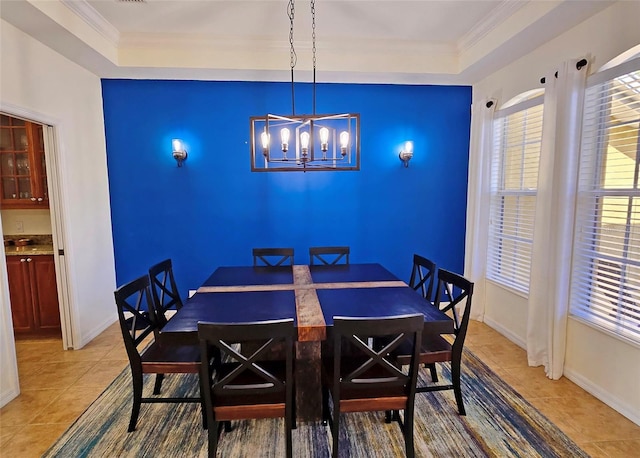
102,80 -> 471,296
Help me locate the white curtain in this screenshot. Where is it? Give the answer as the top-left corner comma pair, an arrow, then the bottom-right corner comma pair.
465,99 -> 496,322
526,58 -> 588,379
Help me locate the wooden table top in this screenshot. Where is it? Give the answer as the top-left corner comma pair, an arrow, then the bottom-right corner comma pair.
160,263 -> 453,344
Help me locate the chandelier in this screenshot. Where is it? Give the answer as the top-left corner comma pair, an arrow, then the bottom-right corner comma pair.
250,0 -> 360,172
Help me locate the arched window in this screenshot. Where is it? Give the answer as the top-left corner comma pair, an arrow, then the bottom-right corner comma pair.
486,90 -> 544,294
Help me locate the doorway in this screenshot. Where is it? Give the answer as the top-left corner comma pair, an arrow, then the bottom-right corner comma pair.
1,112 -> 73,349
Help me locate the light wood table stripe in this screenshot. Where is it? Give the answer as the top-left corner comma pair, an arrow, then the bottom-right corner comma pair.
197,284 -> 296,293
197,280 -> 406,294
292,266 -> 325,341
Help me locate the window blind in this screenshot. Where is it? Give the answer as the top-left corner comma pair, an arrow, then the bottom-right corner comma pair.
570,60 -> 640,343
487,97 -> 544,294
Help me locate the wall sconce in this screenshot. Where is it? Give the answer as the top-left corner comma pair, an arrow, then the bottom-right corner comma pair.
172,139 -> 187,167
399,141 -> 413,168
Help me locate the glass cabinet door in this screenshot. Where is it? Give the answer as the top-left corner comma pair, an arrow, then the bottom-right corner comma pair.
0,114 -> 47,208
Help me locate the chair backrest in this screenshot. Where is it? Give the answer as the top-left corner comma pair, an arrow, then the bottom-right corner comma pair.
148,258 -> 184,328
408,254 -> 437,302
252,248 -> 294,267
332,314 -> 423,398
433,269 -> 474,355
114,275 -> 158,365
198,318 -> 295,405
309,246 -> 350,265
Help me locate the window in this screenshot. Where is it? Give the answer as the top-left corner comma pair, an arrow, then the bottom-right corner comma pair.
487,95 -> 544,294
570,58 -> 640,343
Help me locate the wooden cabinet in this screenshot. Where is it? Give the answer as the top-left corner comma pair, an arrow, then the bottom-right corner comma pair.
6,255 -> 61,337
0,115 -> 48,209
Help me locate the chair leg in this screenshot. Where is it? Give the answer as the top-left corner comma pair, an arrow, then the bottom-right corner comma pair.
285,405 -> 293,458
208,420 -> 220,458
292,386 -> 297,430
128,368 -> 143,432
403,407 -> 415,458
331,399 -> 340,458
451,359 -> 466,415
197,372 -> 208,430
153,373 -> 165,395
427,363 -> 438,382
384,410 -> 392,423
321,386 -> 330,426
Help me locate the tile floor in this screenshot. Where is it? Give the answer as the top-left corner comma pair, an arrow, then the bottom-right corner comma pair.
1,320 -> 639,457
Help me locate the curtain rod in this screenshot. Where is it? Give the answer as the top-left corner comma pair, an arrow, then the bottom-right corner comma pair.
540,58 -> 588,84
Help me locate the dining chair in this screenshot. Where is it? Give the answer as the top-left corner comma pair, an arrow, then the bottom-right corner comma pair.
114,275 -> 206,432
408,254 -> 437,301
394,268 -> 474,415
252,247 -> 295,267
309,246 -> 350,265
148,258 -> 185,393
408,254 -> 439,382
148,258 -> 184,327
198,318 -> 296,458
322,314 -> 423,458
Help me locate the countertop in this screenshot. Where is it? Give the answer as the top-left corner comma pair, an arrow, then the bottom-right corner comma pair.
4,244 -> 55,256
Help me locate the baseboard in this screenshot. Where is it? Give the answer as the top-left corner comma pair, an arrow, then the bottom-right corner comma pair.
483,316 -> 526,349
0,386 -> 20,408
74,314 -> 117,349
563,367 -> 640,426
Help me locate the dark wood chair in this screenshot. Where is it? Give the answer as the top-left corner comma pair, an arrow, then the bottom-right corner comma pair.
252,247 -> 294,267
148,258 -> 184,327
309,246 -> 350,265
322,314 -> 423,458
408,254 -> 439,381
395,268 -> 474,415
114,275 -> 206,432
409,254 -> 436,301
148,258 -> 186,393
198,318 -> 296,458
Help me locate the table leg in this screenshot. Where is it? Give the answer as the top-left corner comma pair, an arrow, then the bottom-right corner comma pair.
295,341 -> 322,421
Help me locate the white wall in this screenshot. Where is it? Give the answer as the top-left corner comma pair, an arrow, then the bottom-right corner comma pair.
1,209 -> 52,235
0,20 -> 117,406
469,1 -> 640,424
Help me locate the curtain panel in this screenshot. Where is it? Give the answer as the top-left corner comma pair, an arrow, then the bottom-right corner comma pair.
465,100 -> 496,321
526,58 -> 589,379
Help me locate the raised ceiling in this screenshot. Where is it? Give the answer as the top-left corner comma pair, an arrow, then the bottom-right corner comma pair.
0,0 -> 613,84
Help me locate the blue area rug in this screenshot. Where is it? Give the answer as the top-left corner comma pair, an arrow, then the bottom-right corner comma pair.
44,350 -> 587,457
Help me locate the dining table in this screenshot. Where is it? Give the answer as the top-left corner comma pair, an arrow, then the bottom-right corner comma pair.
159,262 -> 454,420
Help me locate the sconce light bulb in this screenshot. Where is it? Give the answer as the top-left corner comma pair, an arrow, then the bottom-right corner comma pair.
405,141 -> 413,154
300,131 -> 310,155
400,140 -> 414,168
172,138 -> 187,167
280,128 -> 290,153
339,131 -> 349,156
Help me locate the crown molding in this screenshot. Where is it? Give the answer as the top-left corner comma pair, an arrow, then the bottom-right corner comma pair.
60,0 -> 120,46
458,0 -> 529,53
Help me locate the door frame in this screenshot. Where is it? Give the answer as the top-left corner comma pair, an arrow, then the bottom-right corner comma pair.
0,103 -> 75,349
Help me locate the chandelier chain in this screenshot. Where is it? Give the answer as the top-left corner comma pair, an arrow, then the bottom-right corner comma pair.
311,0 -> 317,115
288,0 -> 296,114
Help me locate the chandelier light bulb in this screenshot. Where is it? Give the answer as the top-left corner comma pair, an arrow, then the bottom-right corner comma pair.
300,131 -> 310,156
280,128 -> 290,153
260,132 -> 270,156
319,127 -> 329,152
339,131 -> 349,156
